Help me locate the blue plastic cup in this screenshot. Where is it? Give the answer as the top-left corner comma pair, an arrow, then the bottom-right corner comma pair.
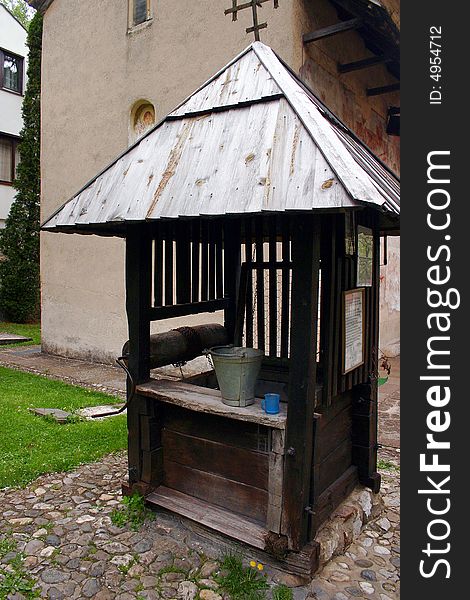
262,393 -> 280,415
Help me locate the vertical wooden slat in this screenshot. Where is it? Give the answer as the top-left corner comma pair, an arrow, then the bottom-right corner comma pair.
154,230 -> 163,308
191,220 -> 200,303
282,215 -> 321,551
223,219 -> 241,342
164,223 -> 174,306
216,221 -> 224,299
176,222 -> 191,304
209,221 -> 216,300
234,264 -> 248,346
268,216 -> 278,357
332,255 -> 343,399
280,217 -> 290,358
346,257 -> 355,390
320,216 -> 336,406
201,221 -> 209,301
255,217 -> 265,353
245,218 -> 254,347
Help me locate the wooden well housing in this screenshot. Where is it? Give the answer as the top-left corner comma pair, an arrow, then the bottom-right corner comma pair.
41,43 -> 399,576
122,209 -> 383,574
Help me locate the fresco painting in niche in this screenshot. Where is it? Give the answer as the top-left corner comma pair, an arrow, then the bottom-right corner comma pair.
132,102 -> 155,140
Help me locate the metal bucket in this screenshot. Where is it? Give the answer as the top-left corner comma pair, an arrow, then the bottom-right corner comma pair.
209,346 -> 264,407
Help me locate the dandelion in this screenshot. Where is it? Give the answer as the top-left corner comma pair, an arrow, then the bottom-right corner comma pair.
250,560 -> 257,568
257,563 -> 264,571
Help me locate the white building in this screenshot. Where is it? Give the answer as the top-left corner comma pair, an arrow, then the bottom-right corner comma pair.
0,3 -> 28,228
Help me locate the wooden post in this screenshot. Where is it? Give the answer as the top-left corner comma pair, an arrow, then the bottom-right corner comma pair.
282,216 -> 320,550
352,218 -> 381,493
223,219 -> 241,342
125,225 -> 152,485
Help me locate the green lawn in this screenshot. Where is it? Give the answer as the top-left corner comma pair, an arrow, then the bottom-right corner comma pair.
0,322 -> 41,347
0,366 -> 127,489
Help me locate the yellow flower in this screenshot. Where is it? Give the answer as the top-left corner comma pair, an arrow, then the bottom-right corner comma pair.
257,563 -> 264,571
250,561 -> 257,568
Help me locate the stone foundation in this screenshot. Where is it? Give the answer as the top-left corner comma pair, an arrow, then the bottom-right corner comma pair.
314,485 -> 385,570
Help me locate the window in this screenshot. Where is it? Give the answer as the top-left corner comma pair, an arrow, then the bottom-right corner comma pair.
132,0 -> 150,26
0,135 -> 20,185
0,49 -> 24,94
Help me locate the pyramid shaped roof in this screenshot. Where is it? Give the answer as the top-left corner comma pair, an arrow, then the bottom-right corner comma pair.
42,42 -> 399,236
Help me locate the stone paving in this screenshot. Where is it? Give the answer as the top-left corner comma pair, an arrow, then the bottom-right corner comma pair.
0,449 -> 399,600
0,347 -> 400,599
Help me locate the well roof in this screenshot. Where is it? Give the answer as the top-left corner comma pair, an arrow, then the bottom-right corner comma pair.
42,42 -> 399,236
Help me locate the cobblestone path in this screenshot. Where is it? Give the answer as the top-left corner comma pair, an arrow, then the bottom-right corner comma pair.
0,449 -> 399,600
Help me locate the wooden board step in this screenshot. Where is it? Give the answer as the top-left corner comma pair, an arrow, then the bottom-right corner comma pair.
146,486 -> 268,550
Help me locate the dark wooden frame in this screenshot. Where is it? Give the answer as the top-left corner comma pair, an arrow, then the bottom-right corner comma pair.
342,287 -> 365,375
0,48 -> 24,96
0,133 -> 19,186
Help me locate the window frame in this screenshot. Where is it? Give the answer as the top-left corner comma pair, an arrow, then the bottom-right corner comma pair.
0,133 -> 20,186
129,0 -> 151,29
0,48 -> 24,95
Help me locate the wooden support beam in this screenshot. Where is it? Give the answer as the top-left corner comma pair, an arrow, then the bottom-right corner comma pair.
125,225 -> 152,485
223,219 -> 241,342
338,54 -> 388,74
303,18 -> 362,45
282,216 -> 321,551
366,82 -> 400,96
148,298 -> 229,321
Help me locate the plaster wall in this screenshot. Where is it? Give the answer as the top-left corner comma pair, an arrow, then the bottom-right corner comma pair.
40,0 -> 400,362
0,5 -> 28,227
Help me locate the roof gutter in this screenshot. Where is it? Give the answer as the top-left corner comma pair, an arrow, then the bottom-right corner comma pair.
27,0 -> 53,14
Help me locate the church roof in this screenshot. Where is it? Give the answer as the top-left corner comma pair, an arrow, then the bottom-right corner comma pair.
42,42 -> 399,236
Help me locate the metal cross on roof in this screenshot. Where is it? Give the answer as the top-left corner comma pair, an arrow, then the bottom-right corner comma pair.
224,1 -> 280,41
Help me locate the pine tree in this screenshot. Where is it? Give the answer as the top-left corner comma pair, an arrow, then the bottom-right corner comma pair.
0,12 -> 42,322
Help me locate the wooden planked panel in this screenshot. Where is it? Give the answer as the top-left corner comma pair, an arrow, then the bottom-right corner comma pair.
280,218 -> 290,358
163,459 -> 268,522
268,216 -> 278,357
163,404 -> 271,452
314,404 -> 352,465
255,217 -> 265,352
310,466 -> 358,536
191,221 -> 200,303
147,486 -> 267,549
162,428 -> 269,489
315,438 -> 353,495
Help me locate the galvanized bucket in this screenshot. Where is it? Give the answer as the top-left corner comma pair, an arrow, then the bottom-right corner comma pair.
209,346 -> 264,407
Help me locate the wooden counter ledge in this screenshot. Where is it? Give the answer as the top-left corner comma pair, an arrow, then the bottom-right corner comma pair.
136,378 -> 287,429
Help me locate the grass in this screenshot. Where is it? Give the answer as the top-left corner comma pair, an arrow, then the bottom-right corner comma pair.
216,554 -> 269,600
272,585 -> 293,600
0,366 -> 127,489
0,535 -> 40,599
378,459 -> 400,472
0,322 -> 41,348
111,492 -> 155,531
